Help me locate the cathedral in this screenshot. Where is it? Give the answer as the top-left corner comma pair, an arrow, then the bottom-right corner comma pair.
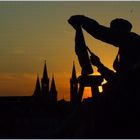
0,59 -> 101,105
70,62 -> 78,104
33,60 -> 57,104
33,61 -> 79,104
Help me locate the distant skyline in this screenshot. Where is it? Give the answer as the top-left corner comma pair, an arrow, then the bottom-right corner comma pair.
0,1 -> 140,100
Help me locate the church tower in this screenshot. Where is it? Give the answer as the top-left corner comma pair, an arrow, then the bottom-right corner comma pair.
70,62 -> 78,103
49,75 -> 57,104
33,75 -> 41,97
41,60 -> 49,97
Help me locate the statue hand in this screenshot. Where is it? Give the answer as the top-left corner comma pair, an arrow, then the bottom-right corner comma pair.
90,53 -> 101,67
68,15 -> 85,29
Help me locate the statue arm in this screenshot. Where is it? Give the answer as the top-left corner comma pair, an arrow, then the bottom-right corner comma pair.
68,15 -> 121,46
89,51 -> 115,81
97,63 -> 115,82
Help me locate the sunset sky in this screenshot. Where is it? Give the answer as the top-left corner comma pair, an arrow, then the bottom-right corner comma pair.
0,1 -> 140,100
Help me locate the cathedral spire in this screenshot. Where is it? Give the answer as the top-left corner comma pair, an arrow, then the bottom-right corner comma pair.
50,75 -> 57,103
42,60 -> 48,81
50,75 -> 57,94
41,60 -> 49,96
71,61 -> 77,80
70,61 -> 78,104
34,74 -> 41,96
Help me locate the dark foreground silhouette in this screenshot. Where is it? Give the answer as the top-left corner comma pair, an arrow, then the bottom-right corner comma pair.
0,90 -> 140,139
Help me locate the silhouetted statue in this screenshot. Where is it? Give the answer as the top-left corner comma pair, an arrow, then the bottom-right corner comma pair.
87,47 -> 116,83
68,22 -> 93,75
68,25 -> 104,102
87,47 -> 119,95
68,15 -> 140,76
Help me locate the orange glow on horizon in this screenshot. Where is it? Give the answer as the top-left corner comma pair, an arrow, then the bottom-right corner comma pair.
82,85 -> 103,100
0,73 -> 36,96
82,87 -> 92,100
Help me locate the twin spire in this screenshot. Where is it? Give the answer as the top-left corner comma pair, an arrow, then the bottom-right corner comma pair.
33,60 -> 57,103
42,60 -> 57,92
34,75 -> 41,96
71,61 -> 77,80
50,75 -> 57,93
70,61 -> 78,104
34,60 -> 78,103
42,60 -> 49,82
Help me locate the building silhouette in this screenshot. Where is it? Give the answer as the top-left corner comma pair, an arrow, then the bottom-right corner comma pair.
33,60 -> 80,104
33,75 -> 41,97
70,62 -> 78,104
33,60 -> 57,104
41,60 -> 50,97
49,75 -> 57,104
0,60 -> 138,139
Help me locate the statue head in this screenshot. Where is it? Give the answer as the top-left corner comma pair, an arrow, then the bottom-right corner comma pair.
110,18 -> 132,32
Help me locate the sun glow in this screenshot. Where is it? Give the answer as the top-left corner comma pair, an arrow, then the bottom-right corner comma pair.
82,87 -> 92,100
82,85 -> 103,100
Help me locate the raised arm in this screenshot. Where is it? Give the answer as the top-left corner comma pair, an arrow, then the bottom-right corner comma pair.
68,15 -> 122,47
87,47 -> 115,81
